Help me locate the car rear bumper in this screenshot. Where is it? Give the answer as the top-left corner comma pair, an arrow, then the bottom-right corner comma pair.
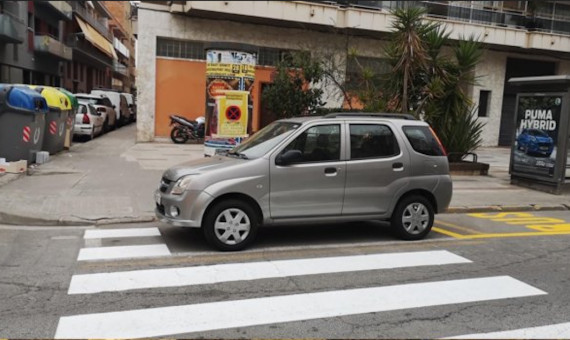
73,124 -> 94,136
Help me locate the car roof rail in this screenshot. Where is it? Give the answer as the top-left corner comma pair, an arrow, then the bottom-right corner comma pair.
323,112 -> 417,120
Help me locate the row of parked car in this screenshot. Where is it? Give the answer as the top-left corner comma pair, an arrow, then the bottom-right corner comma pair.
74,89 -> 137,140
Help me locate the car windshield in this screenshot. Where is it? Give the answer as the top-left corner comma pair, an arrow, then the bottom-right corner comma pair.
528,129 -> 549,137
229,121 -> 301,159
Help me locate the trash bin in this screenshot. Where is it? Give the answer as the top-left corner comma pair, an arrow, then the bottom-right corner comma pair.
29,86 -> 71,155
57,88 -> 78,150
0,84 -> 49,163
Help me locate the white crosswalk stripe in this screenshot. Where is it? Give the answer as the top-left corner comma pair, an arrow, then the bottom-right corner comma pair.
84,227 -> 161,239
446,321 -> 570,338
77,244 -> 171,261
68,250 -> 471,294
60,228 -> 551,339
55,276 -> 546,338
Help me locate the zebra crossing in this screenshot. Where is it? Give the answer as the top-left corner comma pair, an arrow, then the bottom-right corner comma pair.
54,226 -> 563,338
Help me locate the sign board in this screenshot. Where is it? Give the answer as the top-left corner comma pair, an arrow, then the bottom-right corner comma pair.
511,94 -> 564,180
204,48 -> 256,156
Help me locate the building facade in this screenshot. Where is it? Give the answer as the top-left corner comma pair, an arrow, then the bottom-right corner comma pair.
1,1 -> 137,95
137,1 -> 570,146
0,1 -> 72,86
103,0 -> 137,93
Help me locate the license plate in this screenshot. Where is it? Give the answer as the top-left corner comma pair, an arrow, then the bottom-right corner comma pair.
154,192 -> 161,205
540,146 -> 548,150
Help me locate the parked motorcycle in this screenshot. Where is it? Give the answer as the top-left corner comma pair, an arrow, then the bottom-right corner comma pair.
170,115 -> 205,144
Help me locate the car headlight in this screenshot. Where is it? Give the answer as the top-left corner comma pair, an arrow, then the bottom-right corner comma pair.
171,175 -> 195,195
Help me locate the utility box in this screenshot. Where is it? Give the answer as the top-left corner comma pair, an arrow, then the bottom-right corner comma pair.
508,75 -> 570,194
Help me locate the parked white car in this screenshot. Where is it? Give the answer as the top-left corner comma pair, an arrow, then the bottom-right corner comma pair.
122,92 -> 136,122
91,89 -> 131,126
75,93 -> 117,131
74,101 -> 104,140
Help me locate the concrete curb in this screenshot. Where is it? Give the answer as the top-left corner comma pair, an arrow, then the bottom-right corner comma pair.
0,211 -> 157,227
1,204 -> 568,227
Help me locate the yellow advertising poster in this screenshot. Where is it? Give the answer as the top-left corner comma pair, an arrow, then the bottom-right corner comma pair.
215,90 -> 249,138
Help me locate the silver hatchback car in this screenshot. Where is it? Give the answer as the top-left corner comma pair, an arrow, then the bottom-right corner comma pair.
155,113 -> 452,251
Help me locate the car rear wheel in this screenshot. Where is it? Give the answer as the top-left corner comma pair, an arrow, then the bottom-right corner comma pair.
203,200 -> 258,251
391,195 -> 434,240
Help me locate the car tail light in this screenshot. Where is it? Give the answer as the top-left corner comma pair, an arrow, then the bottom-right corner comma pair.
82,114 -> 90,124
429,127 -> 447,156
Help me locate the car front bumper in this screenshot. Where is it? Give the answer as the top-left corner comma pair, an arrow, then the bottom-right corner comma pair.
154,189 -> 213,228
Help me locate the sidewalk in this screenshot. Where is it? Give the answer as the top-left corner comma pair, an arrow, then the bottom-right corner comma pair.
0,125 -> 568,226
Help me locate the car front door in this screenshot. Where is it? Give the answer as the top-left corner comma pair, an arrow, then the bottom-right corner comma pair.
342,123 -> 411,215
269,123 -> 346,219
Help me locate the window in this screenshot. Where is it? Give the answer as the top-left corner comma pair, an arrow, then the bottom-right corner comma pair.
478,90 -> 491,117
403,126 -> 445,156
350,124 -> 399,159
282,124 -> 341,163
156,37 -> 205,60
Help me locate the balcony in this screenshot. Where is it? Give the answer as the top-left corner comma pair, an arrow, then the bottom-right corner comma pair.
113,60 -> 129,77
66,34 -> 113,67
0,13 -> 24,44
34,1 -> 73,21
34,34 -> 72,60
70,1 -> 113,41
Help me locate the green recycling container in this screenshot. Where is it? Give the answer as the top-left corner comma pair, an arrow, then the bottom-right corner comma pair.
57,88 -> 78,149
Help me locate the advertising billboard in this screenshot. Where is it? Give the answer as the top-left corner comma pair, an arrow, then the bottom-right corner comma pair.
511,94 -> 563,179
204,49 -> 255,156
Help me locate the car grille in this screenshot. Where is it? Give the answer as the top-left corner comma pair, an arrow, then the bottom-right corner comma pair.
160,177 -> 173,193
538,143 -> 551,148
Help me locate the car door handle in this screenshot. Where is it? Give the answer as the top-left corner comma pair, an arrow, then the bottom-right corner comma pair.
324,167 -> 337,176
392,162 -> 404,172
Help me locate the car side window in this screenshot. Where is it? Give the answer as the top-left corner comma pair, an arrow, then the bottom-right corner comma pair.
78,105 -> 87,114
281,124 -> 341,163
350,124 -> 400,159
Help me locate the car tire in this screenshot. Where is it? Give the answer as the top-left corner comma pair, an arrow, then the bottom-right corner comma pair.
391,195 -> 434,240
202,199 -> 259,251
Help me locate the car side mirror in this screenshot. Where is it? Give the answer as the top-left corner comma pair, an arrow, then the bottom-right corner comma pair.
276,150 -> 302,166
113,105 -> 116,109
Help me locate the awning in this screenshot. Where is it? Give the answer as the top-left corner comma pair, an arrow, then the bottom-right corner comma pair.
75,16 -> 116,59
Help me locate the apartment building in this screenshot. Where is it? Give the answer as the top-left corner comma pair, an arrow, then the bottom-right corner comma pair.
0,1 -> 72,86
137,1 -> 570,146
104,0 -> 137,93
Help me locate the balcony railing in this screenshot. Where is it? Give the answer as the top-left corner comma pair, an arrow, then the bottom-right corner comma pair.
35,1 -> 73,20
66,34 -> 113,67
0,13 -> 24,44
113,60 -> 129,77
34,34 -> 72,60
308,0 -> 570,36
70,1 -> 113,41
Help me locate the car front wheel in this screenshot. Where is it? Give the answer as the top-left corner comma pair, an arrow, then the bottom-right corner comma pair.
391,195 -> 434,240
203,199 -> 259,251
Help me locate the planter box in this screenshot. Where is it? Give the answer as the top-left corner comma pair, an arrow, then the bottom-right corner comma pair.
449,161 -> 489,176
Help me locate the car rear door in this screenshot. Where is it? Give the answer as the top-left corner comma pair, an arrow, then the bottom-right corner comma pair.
342,122 -> 411,215
269,123 -> 347,219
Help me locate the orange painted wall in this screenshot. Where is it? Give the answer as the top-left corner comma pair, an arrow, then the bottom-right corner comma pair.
155,58 -> 206,137
252,66 -> 274,131
155,59 -> 275,137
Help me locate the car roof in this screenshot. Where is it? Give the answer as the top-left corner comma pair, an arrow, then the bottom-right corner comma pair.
75,93 -> 105,99
279,113 -> 429,127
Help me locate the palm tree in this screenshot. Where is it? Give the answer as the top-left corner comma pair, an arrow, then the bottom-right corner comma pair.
384,7 -> 438,114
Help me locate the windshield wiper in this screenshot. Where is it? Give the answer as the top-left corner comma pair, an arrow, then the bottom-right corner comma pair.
227,151 -> 249,159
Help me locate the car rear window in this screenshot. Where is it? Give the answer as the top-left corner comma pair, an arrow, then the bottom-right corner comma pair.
402,126 -> 445,156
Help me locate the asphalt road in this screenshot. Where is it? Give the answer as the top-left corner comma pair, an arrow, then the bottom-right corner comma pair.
2,211 -> 570,338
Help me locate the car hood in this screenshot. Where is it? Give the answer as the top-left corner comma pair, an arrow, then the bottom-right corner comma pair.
163,156 -> 246,181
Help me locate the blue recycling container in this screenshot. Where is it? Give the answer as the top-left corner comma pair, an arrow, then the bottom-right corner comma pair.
0,84 -> 49,162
